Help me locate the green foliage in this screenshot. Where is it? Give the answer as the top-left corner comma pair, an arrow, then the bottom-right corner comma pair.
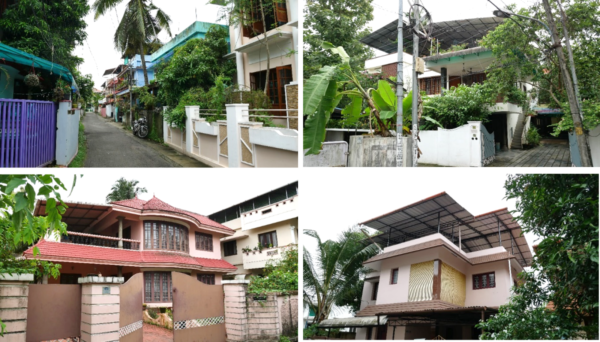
134,86 -> 158,110
303,0 -> 374,79
68,122 -> 87,168
422,83 -> 496,130
0,175 -> 77,337
105,178 -> 147,203
303,324 -> 318,340
147,309 -> 159,319
551,99 -> 600,135
156,27 -> 236,107
278,336 -> 290,342
248,246 -> 298,295
74,73 -> 95,109
0,0 -> 90,72
477,174 -> 599,340
438,43 -> 468,54
53,79 -> 72,101
304,227 -> 380,322
525,126 -> 541,146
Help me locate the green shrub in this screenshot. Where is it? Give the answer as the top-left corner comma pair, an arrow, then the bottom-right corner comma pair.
526,126 -> 542,146
303,324 -> 318,339
248,246 -> 298,295
147,309 -> 158,319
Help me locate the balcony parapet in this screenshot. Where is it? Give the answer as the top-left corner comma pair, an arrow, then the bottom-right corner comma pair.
61,231 -> 141,250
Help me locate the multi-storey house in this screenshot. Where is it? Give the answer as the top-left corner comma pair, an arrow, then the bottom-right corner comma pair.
209,181 -> 298,278
23,196 -> 236,307
349,192 -> 532,340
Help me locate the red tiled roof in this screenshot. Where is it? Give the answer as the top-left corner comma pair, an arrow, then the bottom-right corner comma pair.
112,196 -> 233,233
24,240 -> 236,271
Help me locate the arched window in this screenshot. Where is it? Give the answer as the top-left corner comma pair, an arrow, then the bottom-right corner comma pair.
144,221 -> 188,252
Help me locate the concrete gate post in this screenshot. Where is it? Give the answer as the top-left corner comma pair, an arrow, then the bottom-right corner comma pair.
185,106 -> 200,154
78,276 -> 124,342
0,273 -> 33,342
225,104 -> 249,168
222,280 -> 249,341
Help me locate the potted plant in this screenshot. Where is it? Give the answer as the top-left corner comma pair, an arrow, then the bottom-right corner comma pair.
242,247 -> 251,255
24,72 -> 40,88
268,243 -> 273,248
252,246 -> 258,254
257,242 -> 264,253
53,79 -> 71,101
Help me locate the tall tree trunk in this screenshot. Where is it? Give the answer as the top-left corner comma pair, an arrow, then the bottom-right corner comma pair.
258,0 -> 270,95
140,42 -> 149,86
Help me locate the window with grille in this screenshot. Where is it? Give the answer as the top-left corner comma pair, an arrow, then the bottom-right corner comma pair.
249,65 -> 293,110
196,232 -> 213,251
473,272 -> 495,290
144,272 -> 172,303
224,240 -> 237,256
144,221 -> 188,252
419,77 -> 441,95
197,274 -> 216,285
241,0 -> 288,38
258,231 -> 278,248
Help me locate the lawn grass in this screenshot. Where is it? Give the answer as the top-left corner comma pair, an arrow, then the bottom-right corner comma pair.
68,121 -> 87,167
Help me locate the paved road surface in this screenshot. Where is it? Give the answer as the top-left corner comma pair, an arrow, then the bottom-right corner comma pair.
487,139 -> 571,167
83,114 -> 175,167
143,323 -> 173,342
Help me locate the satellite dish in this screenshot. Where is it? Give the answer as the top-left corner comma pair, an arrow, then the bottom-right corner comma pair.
409,4 -> 433,39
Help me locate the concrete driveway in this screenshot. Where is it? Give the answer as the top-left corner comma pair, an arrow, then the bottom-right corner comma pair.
487,139 -> 571,167
82,113 -> 208,167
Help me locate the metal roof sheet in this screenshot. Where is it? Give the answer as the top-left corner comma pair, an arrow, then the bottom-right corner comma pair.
361,193 -> 532,267
360,17 -> 505,54
318,316 -> 388,328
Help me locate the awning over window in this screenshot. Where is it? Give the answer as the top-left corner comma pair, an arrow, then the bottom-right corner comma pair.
318,316 -> 388,328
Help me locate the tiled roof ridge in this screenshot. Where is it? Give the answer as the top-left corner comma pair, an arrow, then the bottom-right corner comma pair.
111,196 -> 233,233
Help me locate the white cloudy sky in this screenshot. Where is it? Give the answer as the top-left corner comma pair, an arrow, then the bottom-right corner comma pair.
301,168 -> 548,317
33,169 -> 296,216
73,1 -> 227,89
302,0 -> 540,56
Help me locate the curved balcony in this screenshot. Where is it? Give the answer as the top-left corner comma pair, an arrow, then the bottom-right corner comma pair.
60,231 -> 140,250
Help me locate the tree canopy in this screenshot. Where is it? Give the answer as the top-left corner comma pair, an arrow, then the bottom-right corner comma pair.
0,0 -> 90,72
477,174 -> 598,340
156,26 -> 236,107
481,0 -> 600,133
105,178 -> 147,203
303,226 -> 379,322
303,0 -> 375,79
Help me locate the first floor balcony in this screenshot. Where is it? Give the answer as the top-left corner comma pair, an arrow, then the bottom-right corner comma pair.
242,244 -> 294,270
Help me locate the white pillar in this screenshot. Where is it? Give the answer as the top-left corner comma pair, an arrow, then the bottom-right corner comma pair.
117,216 -> 124,249
292,27 -> 300,84
185,106 -> 200,153
233,25 -> 246,89
468,121 -> 483,167
226,104 -> 248,168
290,225 -> 296,244
163,106 -> 169,143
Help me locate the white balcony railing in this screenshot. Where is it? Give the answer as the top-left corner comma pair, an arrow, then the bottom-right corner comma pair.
242,245 -> 294,270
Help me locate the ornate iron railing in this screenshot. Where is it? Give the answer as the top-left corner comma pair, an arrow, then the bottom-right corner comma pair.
61,231 -> 140,250
568,131 -> 582,167
481,125 -> 496,166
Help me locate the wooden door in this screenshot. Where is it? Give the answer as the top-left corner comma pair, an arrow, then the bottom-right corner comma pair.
449,76 -> 461,88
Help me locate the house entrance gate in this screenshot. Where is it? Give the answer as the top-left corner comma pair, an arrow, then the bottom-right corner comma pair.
119,273 -> 144,341
172,272 -> 227,342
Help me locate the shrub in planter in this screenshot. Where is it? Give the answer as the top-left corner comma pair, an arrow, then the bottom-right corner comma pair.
526,127 -> 542,147
53,79 -> 71,101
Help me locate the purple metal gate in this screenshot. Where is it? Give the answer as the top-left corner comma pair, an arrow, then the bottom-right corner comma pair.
0,99 -> 56,167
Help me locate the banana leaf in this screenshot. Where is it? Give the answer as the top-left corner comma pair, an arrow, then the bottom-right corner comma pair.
304,65 -> 337,116
304,80 -> 342,155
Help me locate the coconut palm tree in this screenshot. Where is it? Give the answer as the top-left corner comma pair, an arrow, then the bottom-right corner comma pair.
93,0 -> 172,85
303,227 -> 380,323
106,177 -> 148,203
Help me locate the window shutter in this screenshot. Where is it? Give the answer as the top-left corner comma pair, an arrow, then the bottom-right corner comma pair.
275,3 -> 288,24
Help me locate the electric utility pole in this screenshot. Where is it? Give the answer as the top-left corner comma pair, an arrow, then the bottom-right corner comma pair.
395,0 -> 404,167
411,0 -> 420,168
541,0 -> 592,167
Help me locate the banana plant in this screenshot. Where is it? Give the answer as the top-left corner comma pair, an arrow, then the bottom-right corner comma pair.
303,42 -> 445,156
303,43 -> 415,155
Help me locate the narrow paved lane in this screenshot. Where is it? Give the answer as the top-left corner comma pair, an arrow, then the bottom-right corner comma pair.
83,114 -> 175,167
487,139 -> 571,167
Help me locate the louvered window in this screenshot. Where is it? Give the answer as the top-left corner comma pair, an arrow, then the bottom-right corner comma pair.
144,272 -> 172,303
144,221 -> 188,252
197,274 -> 216,285
196,232 -> 213,251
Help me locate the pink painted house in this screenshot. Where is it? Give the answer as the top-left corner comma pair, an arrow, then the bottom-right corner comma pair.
24,196 -> 236,306
320,192 -> 533,340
